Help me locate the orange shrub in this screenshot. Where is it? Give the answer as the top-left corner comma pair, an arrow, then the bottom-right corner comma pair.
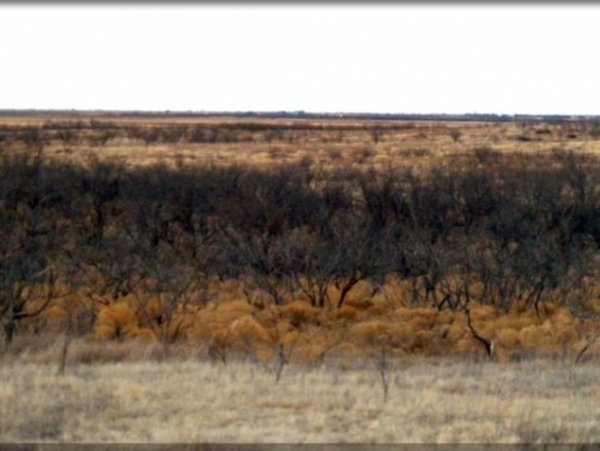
229,315 -> 273,346
126,326 -> 157,343
190,300 -> 255,341
344,297 -> 374,311
93,302 -> 138,341
328,341 -> 364,361
349,320 -> 414,351
362,297 -> 394,318
454,335 -> 489,358
434,309 -> 455,327
494,327 -> 520,349
505,307 -> 541,330
378,277 -> 412,307
139,296 -> 164,324
410,329 -> 439,355
508,301 -> 529,316
342,280 -> 376,306
408,314 -> 436,332
279,329 -> 302,354
394,306 -> 438,330
279,301 -> 320,328
547,308 -> 578,330
335,305 -> 359,322
517,324 -> 554,351
325,285 -> 341,307
221,315 -> 275,362
469,304 -> 499,322
253,305 -> 281,328
445,316 -> 468,342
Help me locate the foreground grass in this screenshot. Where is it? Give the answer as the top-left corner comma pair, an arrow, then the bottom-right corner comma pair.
1,356 -> 599,443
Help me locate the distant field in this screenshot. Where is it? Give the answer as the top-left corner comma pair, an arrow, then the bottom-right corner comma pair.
3,113 -> 600,170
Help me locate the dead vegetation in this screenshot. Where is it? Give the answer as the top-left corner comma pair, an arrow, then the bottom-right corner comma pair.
1,358 -> 600,443
3,114 -> 600,170
3,114 -> 600,369
3,114 -> 600,443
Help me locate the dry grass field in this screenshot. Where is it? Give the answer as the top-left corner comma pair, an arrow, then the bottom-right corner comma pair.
3,113 -> 600,171
3,112 -> 600,444
2,356 -> 600,443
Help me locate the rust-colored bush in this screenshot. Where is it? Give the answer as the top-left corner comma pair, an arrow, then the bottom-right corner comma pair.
335,305 -> 359,322
349,320 -> 391,348
494,327 -> 520,349
408,314 -> 436,332
362,297 -> 394,318
508,301 -> 529,316
378,278 -> 412,307
518,324 -> 554,351
140,296 -> 164,324
253,305 -> 280,329
445,316 -> 468,342
328,341 -> 364,361
342,280 -> 376,307
502,307 -> 541,330
279,329 -> 302,354
191,300 -> 255,341
229,315 -> 273,345
344,297 -> 374,312
221,315 -> 275,362
434,309 -> 455,327
548,308 -> 577,329
279,301 -> 320,328
93,302 -> 138,341
410,329 -> 439,355
394,307 -> 438,331
325,285 -> 341,307
126,327 -> 157,343
469,304 -> 499,322
349,320 -> 413,351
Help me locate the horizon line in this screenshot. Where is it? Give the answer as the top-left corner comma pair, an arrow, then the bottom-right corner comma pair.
1,108 -> 598,118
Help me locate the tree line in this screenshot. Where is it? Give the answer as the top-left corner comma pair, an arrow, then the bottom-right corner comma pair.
2,147 -> 600,344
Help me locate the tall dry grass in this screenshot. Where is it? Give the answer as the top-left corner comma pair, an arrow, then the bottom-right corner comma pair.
1,357 -> 599,443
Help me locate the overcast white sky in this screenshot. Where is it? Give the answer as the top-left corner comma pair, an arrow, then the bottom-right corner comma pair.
1,4 -> 599,115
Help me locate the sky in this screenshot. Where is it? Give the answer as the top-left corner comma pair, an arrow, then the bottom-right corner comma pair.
1,4 -> 600,116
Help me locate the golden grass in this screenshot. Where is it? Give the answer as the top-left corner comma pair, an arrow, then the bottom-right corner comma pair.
1,356 -> 600,443
6,114 -> 600,172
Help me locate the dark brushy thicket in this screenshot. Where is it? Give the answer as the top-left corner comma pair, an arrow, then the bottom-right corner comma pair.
2,148 -> 600,344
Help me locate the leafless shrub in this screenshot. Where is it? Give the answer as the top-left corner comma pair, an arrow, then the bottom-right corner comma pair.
370,126 -> 384,145
449,128 -> 462,143
327,149 -> 343,161
355,147 -> 374,163
472,145 -> 502,164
